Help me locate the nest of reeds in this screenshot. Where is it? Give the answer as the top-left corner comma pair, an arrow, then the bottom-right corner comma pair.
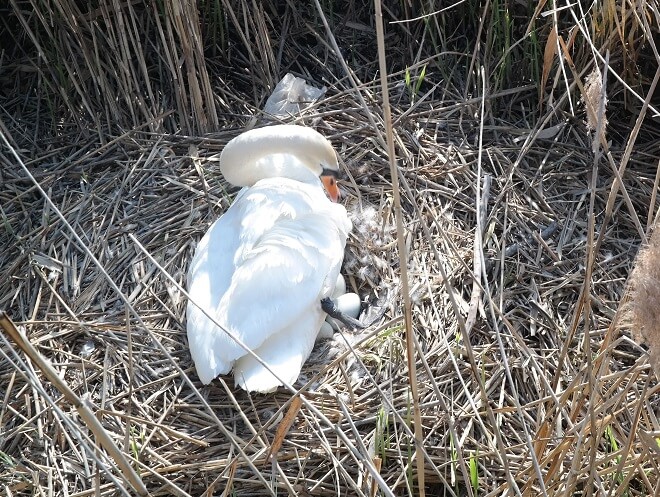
1,1 -> 659,496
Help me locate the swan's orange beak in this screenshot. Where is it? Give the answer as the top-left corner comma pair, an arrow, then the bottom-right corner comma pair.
321,174 -> 340,202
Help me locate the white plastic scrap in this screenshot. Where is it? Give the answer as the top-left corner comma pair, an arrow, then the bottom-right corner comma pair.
263,73 -> 326,117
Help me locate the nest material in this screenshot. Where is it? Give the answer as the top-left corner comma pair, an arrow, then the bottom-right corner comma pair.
2,104 -> 658,496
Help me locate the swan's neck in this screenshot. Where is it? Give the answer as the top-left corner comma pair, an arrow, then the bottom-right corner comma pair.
219,126 -> 330,187
243,154 -> 320,186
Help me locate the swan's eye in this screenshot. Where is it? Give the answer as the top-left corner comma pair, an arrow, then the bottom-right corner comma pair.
320,167 -> 339,179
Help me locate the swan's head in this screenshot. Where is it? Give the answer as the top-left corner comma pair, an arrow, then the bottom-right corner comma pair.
219,125 -> 342,202
293,129 -> 340,202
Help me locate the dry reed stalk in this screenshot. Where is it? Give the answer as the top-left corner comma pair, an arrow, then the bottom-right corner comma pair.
374,1 -> 424,495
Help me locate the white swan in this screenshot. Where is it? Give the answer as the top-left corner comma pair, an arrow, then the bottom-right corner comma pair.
186,125 -> 352,392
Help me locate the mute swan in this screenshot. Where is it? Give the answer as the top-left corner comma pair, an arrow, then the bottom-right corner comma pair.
186,125 -> 353,392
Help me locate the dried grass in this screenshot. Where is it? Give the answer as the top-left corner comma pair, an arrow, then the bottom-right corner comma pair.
1,1 -> 659,496
629,226 -> 660,374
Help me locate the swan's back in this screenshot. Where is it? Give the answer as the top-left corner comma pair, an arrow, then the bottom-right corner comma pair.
186,174 -> 350,390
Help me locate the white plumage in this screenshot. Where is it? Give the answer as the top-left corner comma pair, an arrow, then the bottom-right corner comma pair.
186,125 -> 352,392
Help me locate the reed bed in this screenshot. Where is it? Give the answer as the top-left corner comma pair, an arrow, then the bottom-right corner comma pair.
1,1 -> 659,495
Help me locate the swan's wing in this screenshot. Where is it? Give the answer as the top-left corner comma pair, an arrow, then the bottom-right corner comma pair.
215,210 -> 346,358
186,204 -> 245,383
186,182 -> 349,385
186,187 -> 279,382
233,309 -> 324,393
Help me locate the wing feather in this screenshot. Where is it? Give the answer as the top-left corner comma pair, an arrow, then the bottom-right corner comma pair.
233,310 -> 323,392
